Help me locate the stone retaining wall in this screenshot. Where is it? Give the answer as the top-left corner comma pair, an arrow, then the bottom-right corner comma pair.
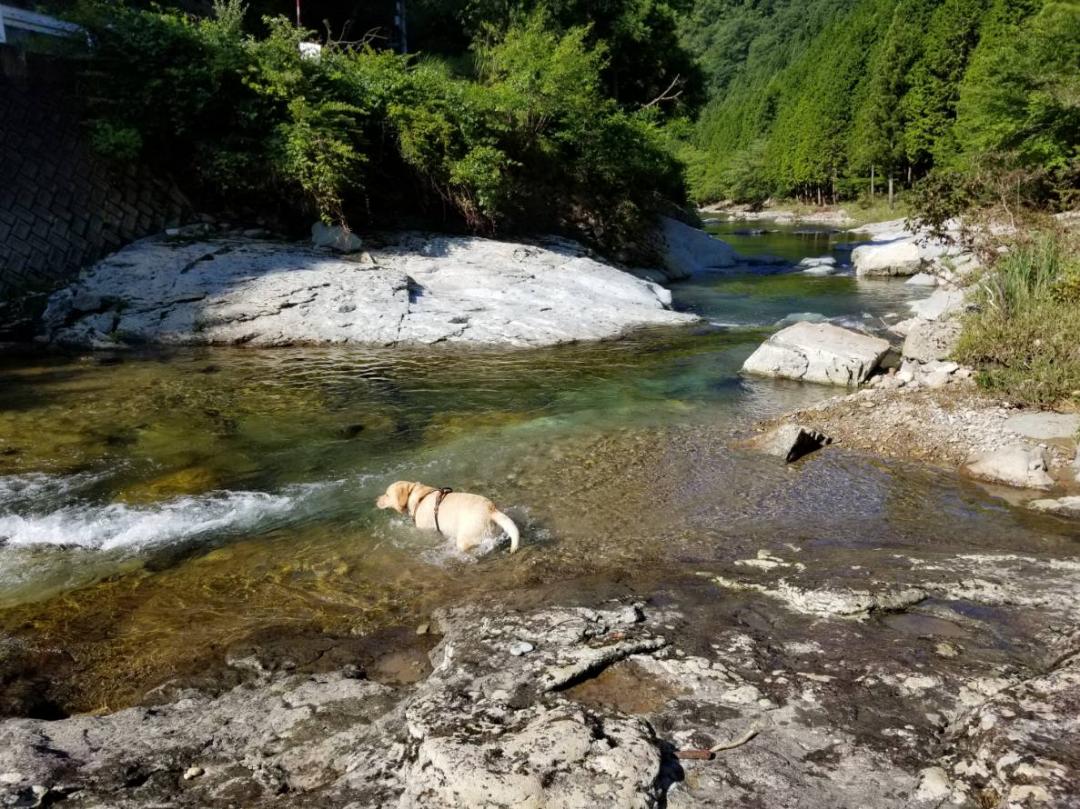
0,49 -> 187,336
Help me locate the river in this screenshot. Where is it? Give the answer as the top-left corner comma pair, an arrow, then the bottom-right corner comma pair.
1,221 -> 1076,713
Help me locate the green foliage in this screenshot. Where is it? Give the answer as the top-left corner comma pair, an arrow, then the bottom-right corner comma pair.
410,0 -> 704,113
956,230 -> 1080,405
65,1 -> 684,251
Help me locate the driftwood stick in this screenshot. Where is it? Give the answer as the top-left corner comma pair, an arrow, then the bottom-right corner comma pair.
709,723 -> 760,753
675,722 -> 761,761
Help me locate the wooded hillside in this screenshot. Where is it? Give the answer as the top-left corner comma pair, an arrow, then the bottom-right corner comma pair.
680,0 -> 1080,208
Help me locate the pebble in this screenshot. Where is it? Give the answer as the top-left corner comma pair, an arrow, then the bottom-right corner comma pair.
508,641 -> 534,656
183,766 -> 204,780
915,767 -> 952,801
416,622 -> 430,635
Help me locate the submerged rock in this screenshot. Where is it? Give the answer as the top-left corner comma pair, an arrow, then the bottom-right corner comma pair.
1026,496 -> 1080,517
40,234 -> 697,349
741,322 -> 891,386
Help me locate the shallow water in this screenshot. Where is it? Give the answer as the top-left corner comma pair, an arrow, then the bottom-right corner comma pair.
2,222 -> 1077,711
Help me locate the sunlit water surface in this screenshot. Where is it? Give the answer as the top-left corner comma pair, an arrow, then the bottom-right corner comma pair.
2,222 -> 1077,709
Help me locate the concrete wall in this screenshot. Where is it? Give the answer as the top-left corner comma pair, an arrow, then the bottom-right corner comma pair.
0,48 -> 188,337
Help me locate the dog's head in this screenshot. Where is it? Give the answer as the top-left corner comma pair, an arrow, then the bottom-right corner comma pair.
376,481 -> 416,514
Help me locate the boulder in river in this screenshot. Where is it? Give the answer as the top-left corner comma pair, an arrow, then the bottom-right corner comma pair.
964,444 -> 1054,490
798,256 -> 837,275
741,322 -> 891,386
39,234 -> 698,349
654,216 -> 738,280
852,239 -> 923,277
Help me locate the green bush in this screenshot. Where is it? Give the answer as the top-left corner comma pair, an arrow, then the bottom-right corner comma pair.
955,230 -> 1080,406
65,1 -> 685,251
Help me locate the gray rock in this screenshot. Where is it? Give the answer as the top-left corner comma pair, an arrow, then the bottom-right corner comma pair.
905,272 -> 938,287
311,222 -> 363,252
902,318 -> 961,363
964,445 -> 1054,490
1026,496 -> 1080,516
741,322 -> 891,386
743,424 -> 831,463
799,256 -> 838,275
399,706 -> 661,809
852,239 -> 923,277
655,216 -> 738,280
1004,412 -> 1080,441
40,234 -> 697,349
908,288 -> 967,321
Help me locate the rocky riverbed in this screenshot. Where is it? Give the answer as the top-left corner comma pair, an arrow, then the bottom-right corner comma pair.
3,557 -> 1079,809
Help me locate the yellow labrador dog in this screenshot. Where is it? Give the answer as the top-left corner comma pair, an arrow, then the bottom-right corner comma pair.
376,481 -> 520,553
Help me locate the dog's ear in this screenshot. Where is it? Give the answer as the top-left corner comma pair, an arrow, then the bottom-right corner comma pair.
392,481 -> 415,513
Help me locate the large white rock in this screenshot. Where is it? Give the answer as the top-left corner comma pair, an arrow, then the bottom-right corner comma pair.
852,239 -> 923,277
741,322 -> 891,386
40,234 -> 697,349
964,445 -> 1054,490
654,216 -> 738,280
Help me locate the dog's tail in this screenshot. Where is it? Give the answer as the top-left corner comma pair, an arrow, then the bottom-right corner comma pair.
490,509 -> 520,553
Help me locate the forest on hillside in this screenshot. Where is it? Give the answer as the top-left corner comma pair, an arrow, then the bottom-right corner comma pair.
679,0 -> 1080,209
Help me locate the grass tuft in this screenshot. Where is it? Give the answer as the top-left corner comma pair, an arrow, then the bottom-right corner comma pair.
955,228 -> 1080,407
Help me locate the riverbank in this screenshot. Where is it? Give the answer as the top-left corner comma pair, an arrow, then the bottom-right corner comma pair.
3,566 -> 1079,808
700,199 -> 912,230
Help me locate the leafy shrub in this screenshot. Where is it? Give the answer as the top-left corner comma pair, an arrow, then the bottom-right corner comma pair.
64,1 -> 685,252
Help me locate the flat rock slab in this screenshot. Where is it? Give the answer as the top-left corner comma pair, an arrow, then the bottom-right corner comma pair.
1004,412 -> 1080,441
40,234 -> 698,349
741,322 -> 891,386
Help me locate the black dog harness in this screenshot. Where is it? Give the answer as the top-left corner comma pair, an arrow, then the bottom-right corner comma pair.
417,487 -> 453,533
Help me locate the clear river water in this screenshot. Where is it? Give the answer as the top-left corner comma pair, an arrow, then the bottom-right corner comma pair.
1,220 -> 1077,711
